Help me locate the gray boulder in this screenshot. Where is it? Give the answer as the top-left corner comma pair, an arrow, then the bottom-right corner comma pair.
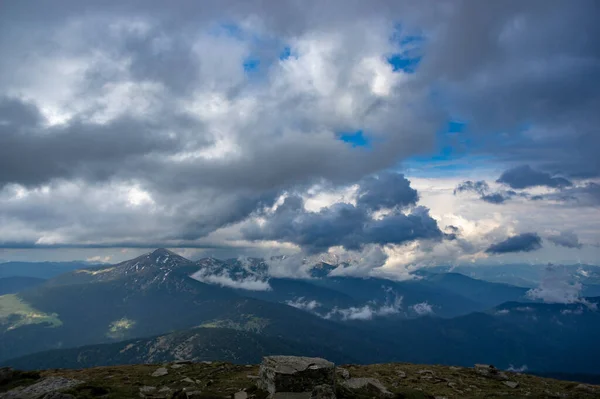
257,356 -> 335,397
0,377 -> 83,399
474,364 -> 509,381
310,385 -> 336,399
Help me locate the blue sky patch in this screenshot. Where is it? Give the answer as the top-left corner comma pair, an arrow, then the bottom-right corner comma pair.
339,130 -> 371,148
387,54 -> 421,73
243,58 -> 260,72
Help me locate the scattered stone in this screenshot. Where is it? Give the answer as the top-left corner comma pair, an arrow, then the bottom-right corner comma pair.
418,369 -> 434,375
181,377 -> 195,384
447,382 -> 457,388
201,361 -> 213,365
158,386 -> 172,393
449,366 -> 462,371
151,367 -> 169,377
310,384 -> 336,399
0,377 -> 83,399
474,364 -> 509,381
171,364 -> 185,369
247,375 -> 260,380
504,381 -> 519,389
335,367 -> 350,380
341,378 -> 393,398
234,391 -> 248,399
257,356 -> 335,396
396,370 -> 406,379
139,385 -> 157,394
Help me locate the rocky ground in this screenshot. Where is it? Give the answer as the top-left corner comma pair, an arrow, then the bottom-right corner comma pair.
1,356 -> 599,399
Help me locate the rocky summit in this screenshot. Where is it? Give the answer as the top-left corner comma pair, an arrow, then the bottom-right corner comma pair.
1,356 -> 600,399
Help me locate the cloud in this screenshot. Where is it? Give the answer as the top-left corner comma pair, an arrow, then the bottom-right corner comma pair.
526,265 -> 584,304
497,165 -> 573,189
454,180 -> 519,204
547,231 -> 582,249
189,270 -> 271,291
486,233 -> 542,254
325,294 -> 403,321
356,172 -> 418,211
244,173 -> 446,254
285,298 -> 320,312
454,180 -> 490,197
411,302 -> 434,316
0,0 -> 598,265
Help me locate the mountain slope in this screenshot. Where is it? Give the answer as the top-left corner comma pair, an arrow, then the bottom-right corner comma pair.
0,276 -> 45,295
2,327 -> 355,370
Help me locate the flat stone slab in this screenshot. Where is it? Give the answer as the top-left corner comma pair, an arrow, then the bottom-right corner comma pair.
258,356 -> 335,396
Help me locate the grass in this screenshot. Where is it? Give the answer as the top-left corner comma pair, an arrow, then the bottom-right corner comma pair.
3,361 -> 598,398
0,294 -> 62,331
200,315 -> 270,333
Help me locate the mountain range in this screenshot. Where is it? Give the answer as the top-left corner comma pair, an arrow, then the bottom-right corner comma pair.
1,249 -> 599,375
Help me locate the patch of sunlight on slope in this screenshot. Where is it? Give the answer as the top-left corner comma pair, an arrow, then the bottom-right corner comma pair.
107,317 -> 136,339
76,267 -> 115,275
0,294 -> 62,331
199,315 -> 270,334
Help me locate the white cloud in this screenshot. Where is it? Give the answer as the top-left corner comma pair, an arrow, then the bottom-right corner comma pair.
189,270 -> 271,291
411,302 -> 434,316
285,298 -> 320,311
325,294 -> 403,321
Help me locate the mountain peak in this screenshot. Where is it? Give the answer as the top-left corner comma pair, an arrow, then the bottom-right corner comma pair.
150,248 -> 177,257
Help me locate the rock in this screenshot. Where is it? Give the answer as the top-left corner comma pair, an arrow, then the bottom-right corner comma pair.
234,392 -> 248,399
247,374 -> 260,380
396,370 -> 406,379
575,384 -> 596,393
341,378 -> 393,398
159,387 -> 173,393
418,369 -> 434,375
140,386 -> 157,395
310,385 -> 336,399
473,364 -> 509,381
449,366 -> 462,371
0,377 -> 83,399
201,361 -> 213,365
257,356 -> 335,396
181,377 -> 195,384
151,367 -> 169,377
335,367 -> 350,380
171,364 -> 185,369
503,381 -> 519,389
171,389 -> 203,399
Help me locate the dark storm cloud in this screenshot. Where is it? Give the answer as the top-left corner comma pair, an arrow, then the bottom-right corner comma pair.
454,180 -> 519,204
356,172 -> 418,211
486,233 -> 542,254
547,231 -> 582,249
497,165 -> 573,189
421,1 -> 600,177
243,197 -> 443,254
243,174 -> 444,253
0,0 -> 598,251
0,97 -> 191,187
454,181 -> 489,196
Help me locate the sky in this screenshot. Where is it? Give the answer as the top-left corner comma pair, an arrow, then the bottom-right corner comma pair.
0,0 -> 599,275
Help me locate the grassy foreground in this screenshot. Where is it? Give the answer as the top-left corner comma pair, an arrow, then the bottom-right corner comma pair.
1,360 -> 599,398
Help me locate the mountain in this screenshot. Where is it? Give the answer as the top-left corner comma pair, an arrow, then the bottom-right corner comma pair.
0,276 -> 45,295
417,272 -> 529,309
3,327 -> 355,370
0,249 -> 389,364
0,261 -> 92,279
